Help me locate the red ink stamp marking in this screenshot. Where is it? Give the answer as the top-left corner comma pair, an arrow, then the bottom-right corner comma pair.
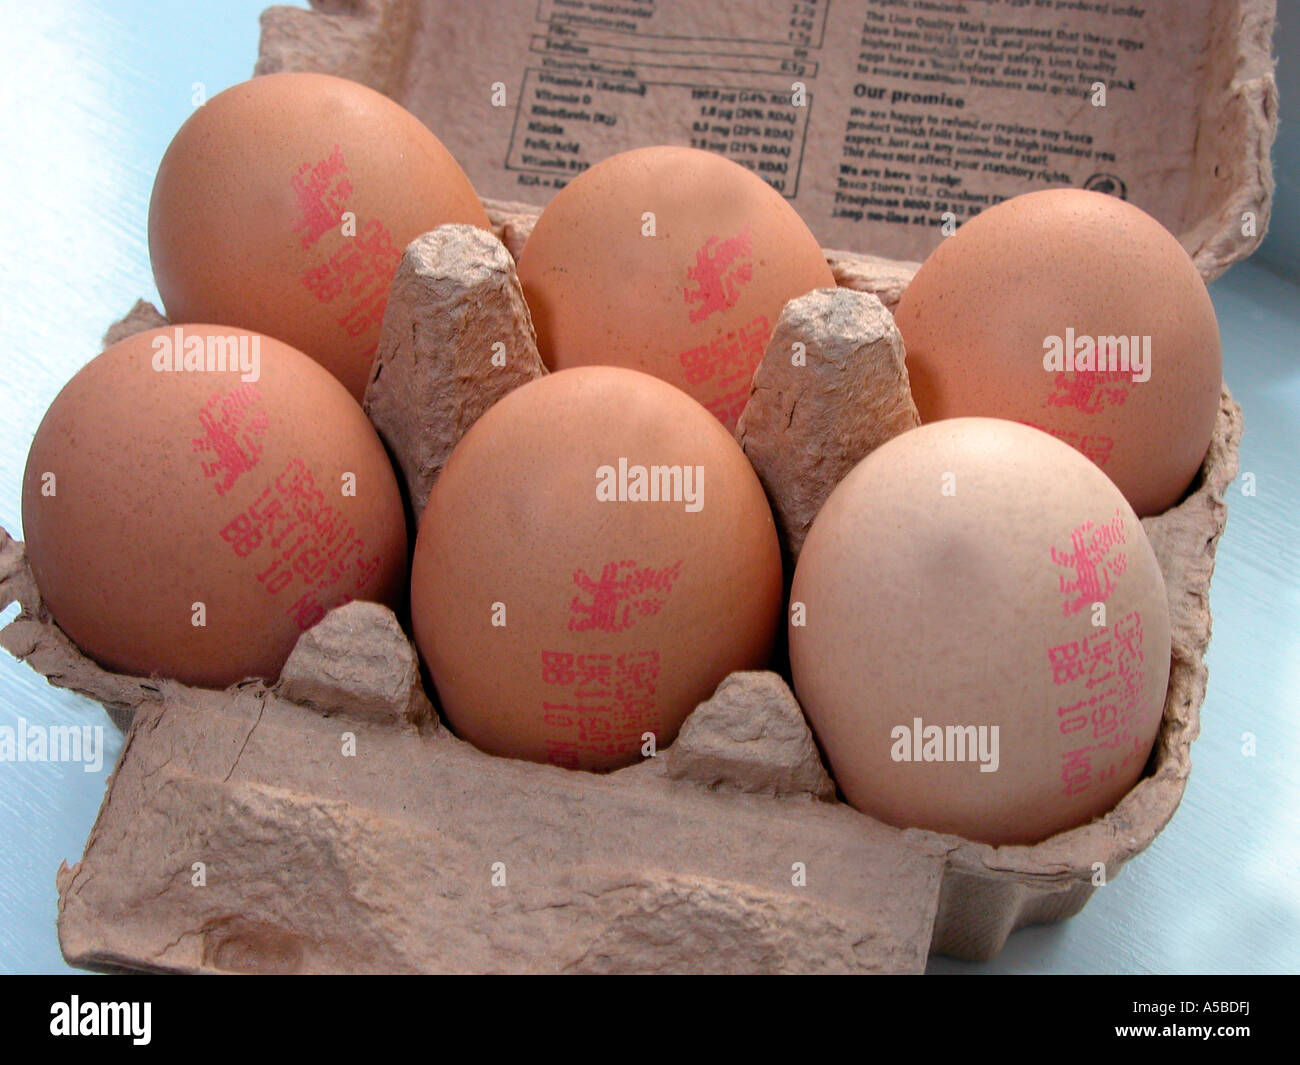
677,312 -> 770,426
292,147 -> 401,340
300,218 -> 401,338
1047,610 -> 1147,796
291,145 -> 353,250
1019,420 -> 1116,468
568,559 -> 684,634
1050,510 -> 1128,617
1047,369 -> 1134,415
191,384 -> 269,496
539,649 -> 661,768
218,457 -> 382,630
683,226 -> 754,324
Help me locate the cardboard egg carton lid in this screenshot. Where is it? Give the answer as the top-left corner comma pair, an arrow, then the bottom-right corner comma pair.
3,215 -> 1240,972
257,0 -> 1277,280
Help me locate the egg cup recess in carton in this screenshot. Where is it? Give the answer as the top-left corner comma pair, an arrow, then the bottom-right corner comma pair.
0,208 -> 1241,972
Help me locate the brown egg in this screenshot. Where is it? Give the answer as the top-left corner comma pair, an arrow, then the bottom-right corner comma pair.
21,325 -> 407,688
149,72 -> 491,400
788,418 -> 1172,846
893,189 -> 1221,516
516,146 -> 836,432
410,366 -> 783,771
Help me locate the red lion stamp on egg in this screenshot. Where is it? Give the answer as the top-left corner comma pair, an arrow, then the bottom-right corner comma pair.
1050,509 -> 1128,617
290,144 -> 353,250
568,559 -> 684,634
191,383 -> 270,496
683,226 -> 754,324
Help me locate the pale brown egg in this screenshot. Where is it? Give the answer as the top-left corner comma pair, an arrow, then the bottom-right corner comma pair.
21,325 -> 407,689
149,72 -> 491,401
893,189 -> 1221,516
410,366 -> 783,772
516,146 -> 836,432
788,418 -> 1171,846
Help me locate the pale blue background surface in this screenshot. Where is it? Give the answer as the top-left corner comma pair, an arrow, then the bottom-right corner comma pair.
0,0 -> 1296,974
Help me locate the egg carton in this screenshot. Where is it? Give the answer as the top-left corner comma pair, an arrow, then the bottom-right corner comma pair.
1,211 -> 1240,971
2,0 -> 1269,972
